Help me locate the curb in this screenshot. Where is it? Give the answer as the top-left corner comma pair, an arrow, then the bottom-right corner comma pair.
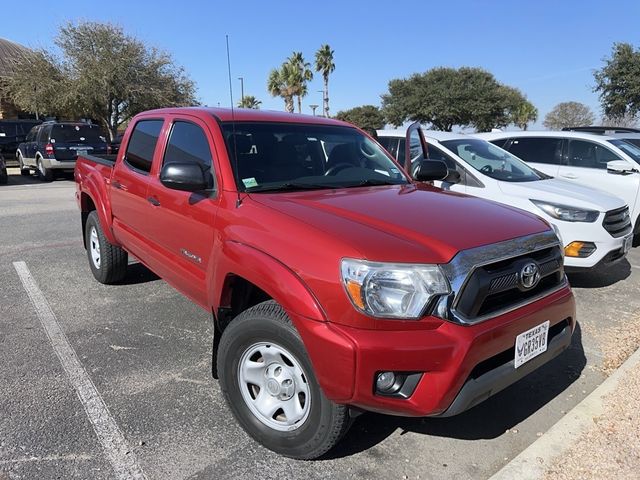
489,346 -> 640,480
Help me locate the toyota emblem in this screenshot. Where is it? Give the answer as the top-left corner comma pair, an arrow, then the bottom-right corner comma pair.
520,262 -> 540,290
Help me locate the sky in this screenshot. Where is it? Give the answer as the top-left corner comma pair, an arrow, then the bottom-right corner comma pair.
2,0 -> 640,128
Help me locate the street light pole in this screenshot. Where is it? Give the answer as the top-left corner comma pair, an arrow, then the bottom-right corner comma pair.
238,77 -> 245,105
309,104 -> 319,116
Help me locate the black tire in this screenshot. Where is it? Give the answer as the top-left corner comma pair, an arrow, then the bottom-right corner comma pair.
0,168 -> 7,185
17,152 -> 30,176
85,211 -> 128,284
217,300 -> 350,459
36,156 -> 54,181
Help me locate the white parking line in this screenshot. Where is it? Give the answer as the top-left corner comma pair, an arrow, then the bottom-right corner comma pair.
13,261 -> 147,480
630,264 -> 640,270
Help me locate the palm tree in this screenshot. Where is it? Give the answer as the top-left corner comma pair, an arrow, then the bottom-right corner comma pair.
287,51 -> 313,113
315,44 -> 335,117
267,64 -> 296,113
513,101 -> 538,130
237,95 -> 261,109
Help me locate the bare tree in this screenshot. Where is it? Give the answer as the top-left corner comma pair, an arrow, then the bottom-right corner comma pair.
543,102 -> 595,130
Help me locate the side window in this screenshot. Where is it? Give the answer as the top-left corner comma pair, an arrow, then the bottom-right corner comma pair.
125,119 -> 164,174
377,137 -> 399,161
163,121 -> 213,169
37,126 -> 50,143
567,140 -> 621,169
426,143 -> 456,169
26,128 -> 37,142
507,137 -> 563,165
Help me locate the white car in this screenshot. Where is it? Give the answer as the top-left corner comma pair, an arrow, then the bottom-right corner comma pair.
474,130 -> 640,245
377,129 -> 633,271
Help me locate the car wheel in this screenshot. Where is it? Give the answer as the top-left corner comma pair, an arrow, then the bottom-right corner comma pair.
85,211 -> 128,284
36,156 -> 54,182
217,300 -> 350,459
0,167 -> 7,184
17,152 -> 30,176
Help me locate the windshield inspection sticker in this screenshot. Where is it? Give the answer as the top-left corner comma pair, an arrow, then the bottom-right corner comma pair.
242,177 -> 258,188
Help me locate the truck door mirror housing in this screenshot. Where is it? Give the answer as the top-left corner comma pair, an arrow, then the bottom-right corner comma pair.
160,163 -> 209,192
414,160 -> 448,182
607,160 -> 636,175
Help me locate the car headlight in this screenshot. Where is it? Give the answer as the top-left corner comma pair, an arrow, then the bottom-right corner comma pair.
340,259 -> 450,319
531,200 -> 599,223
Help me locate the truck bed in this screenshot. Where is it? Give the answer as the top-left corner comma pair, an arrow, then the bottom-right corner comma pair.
82,153 -> 118,166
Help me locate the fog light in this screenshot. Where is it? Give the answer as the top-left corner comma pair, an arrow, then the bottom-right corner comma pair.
376,372 -> 396,392
565,241 -> 596,258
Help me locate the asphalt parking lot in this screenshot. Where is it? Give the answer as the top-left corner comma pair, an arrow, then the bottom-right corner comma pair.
2,172 -> 640,480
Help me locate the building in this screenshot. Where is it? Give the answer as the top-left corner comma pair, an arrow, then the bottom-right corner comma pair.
0,37 -> 31,119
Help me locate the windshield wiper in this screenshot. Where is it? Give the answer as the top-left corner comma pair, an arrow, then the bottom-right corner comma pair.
245,182 -> 337,193
345,178 -> 403,187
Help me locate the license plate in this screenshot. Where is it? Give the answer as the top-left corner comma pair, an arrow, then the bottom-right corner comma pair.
514,320 -> 549,369
76,149 -> 88,156
623,234 -> 633,254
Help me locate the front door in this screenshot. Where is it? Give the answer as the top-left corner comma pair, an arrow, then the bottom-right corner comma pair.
144,117 -> 218,307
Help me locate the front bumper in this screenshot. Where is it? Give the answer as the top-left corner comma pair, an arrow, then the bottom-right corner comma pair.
293,285 -> 575,417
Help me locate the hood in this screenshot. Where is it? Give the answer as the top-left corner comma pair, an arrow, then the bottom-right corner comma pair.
250,184 -> 550,264
497,178 -> 626,212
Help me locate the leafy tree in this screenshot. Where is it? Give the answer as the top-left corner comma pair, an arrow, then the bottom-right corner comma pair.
287,52 -> 313,113
335,105 -> 385,131
543,101 -> 595,130
3,21 -> 197,140
267,63 -> 297,113
315,44 -> 335,117
601,112 -> 639,128
594,43 -> 640,120
237,95 -> 261,109
382,67 -> 527,132
512,100 -> 538,130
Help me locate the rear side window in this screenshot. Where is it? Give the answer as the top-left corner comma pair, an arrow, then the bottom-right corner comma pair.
506,137 -> 563,165
37,126 -> 50,143
567,140 -> 621,169
125,120 -> 164,173
163,121 -> 213,168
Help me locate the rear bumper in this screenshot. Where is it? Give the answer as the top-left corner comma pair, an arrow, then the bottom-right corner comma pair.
43,157 -> 77,170
294,285 -> 575,417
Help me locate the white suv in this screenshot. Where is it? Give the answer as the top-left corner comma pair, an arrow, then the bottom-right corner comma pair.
377,129 -> 633,271
474,130 -> 640,245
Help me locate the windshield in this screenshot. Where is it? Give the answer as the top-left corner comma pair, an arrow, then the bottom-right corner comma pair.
609,139 -> 640,163
441,138 -> 544,182
51,124 -> 105,144
221,122 -> 408,192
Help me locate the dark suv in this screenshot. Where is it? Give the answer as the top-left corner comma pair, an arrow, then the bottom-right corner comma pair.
17,121 -> 107,181
0,119 -> 42,183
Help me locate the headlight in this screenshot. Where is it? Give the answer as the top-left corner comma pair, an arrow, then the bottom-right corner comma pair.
340,259 -> 450,319
531,200 -> 599,223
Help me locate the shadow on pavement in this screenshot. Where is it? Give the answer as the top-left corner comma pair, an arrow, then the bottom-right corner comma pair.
567,260 -> 631,288
118,262 -> 160,285
327,322 -> 587,459
3,170 -> 75,187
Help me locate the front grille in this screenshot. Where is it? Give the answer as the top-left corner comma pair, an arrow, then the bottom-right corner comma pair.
454,246 -> 564,320
603,206 -> 632,238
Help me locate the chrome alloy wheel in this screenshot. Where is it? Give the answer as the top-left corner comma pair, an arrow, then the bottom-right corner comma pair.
89,226 -> 101,269
238,342 -> 311,432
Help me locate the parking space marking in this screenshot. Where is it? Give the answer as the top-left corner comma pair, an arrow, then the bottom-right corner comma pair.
13,261 -> 147,480
630,264 -> 640,270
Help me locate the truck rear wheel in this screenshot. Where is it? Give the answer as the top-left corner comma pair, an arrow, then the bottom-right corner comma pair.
85,211 -> 128,284
217,300 -> 350,459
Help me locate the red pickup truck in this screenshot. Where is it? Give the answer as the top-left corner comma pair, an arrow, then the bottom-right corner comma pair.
75,107 -> 576,459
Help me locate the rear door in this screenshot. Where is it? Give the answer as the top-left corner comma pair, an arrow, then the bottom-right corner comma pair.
501,136 -> 563,177
110,118 -> 165,258
143,116 -> 218,307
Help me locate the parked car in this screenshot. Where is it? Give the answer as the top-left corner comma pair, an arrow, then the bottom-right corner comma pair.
17,121 -> 107,181
562,126 -> 640,150
108,133 -> 124,155
0,119 -> 41,165
75,108 -> 576,459
475,130 -> 640,244
377,130 -> 633,271
0,154 -> 7,184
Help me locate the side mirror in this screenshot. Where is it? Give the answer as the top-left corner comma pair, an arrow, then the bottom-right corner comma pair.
160,162 -> 209,192
414,160 -> 448,182
607,160 -> 635,175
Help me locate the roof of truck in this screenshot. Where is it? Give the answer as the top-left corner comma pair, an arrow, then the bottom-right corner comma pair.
140,107 -> 352,127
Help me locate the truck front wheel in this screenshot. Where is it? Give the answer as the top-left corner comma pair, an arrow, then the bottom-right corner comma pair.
85,211 -> 128,284
217,300 -> 350,459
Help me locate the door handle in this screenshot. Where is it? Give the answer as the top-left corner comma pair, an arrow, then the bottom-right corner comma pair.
561,173 -> 578,179
112,180 -> 127,191
147,196 -> 161,207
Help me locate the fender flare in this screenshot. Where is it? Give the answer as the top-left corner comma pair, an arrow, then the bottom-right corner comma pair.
211,240 -> 326,321
79,174 -> 117,245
